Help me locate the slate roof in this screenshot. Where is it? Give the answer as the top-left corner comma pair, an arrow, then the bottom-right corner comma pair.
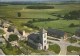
47,28 -> 65,38
28,33 -> 41,43
75,29 -> 80,37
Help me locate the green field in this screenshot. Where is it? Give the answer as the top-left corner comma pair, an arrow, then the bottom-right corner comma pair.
0,3 -> 80,34
32,20 -> 79,35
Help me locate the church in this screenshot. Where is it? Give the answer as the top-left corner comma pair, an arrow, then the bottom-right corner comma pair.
27,28 -> 49,50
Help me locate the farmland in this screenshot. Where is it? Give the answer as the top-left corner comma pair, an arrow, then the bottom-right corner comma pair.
0,3 -> 80,35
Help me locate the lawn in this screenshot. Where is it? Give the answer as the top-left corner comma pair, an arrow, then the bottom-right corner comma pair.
32,20 -> 79,35
67,45 -> 80,52
48,44 -> 60,54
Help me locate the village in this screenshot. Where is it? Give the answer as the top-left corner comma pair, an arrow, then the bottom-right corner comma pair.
0,19 -> 80,55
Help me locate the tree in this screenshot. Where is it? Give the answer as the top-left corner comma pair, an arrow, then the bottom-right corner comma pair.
69,23 -> 75,27
8,34 -> 19,42
64,14 -> 70,20
17,12 -> 21,17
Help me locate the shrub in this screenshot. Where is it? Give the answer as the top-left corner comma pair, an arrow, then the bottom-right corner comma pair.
69,23 -> 75,27
8,34 -> 19,42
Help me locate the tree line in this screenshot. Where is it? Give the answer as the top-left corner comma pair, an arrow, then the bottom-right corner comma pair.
24,18 -> 59,30
27,5 -> 54,9
64,10 -> 80,20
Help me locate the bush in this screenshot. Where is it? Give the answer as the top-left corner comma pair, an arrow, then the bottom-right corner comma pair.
69,23 -> 75,27
17,12 -> 21,17
8,34 -> 19,42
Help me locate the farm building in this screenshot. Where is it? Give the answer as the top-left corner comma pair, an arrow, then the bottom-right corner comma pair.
47,28 -> 67,39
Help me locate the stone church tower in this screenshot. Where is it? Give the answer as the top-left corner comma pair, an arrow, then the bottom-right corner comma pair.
40,28 -> 48,50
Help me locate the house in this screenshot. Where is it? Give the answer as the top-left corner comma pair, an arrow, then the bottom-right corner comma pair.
1,20 -> 10,28
28,28 -> 48,50
0,35 -> 5,45
75,29 -> 80,37
10,41 -> 19,46
47,28 -> 67,39
7,26 -> 15,32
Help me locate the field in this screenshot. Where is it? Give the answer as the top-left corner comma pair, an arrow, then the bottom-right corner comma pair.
32,20 -> 79,35
0,3 -> 80,34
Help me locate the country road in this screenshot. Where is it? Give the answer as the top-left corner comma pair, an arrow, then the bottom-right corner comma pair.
48,39 -> 80,55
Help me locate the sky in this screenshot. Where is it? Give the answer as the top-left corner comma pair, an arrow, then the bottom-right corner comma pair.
0,0 -> 79,2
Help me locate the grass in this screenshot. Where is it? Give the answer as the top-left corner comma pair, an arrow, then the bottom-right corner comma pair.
68,37 -> 77,43
67,45 -> 80,52
0,29 -> 4,34
0,4 -> 80,18
9,19 -> 33,32
33,20 -> 79,35
0,4 -> 80,35
48,44 -> 60,54
1,44 -> 22,55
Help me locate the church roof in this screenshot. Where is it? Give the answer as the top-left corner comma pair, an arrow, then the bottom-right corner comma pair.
28,33 -> 41,43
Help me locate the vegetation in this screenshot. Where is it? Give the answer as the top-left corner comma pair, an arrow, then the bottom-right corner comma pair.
68,37 -> 77,43
18,41 -> 47,55
0,29 -> 4,34
49,44 -> 60,54
8,34 -> 19,42
1,44 -> 22,55
0,3 -> 80,36
64,10 -> 80,20
27,5 -> 54,9
17,12 -> 21,17
67,45 -> 80,52
32,20 -> 79,35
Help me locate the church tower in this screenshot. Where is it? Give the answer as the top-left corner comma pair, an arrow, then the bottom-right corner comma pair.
40,28 -> 48,50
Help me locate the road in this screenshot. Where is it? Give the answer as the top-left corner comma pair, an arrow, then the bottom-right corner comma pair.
0,49 -> 5,55
48,38 -> 80,55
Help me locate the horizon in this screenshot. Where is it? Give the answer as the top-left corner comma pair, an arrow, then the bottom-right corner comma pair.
0,0 -> 80,2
